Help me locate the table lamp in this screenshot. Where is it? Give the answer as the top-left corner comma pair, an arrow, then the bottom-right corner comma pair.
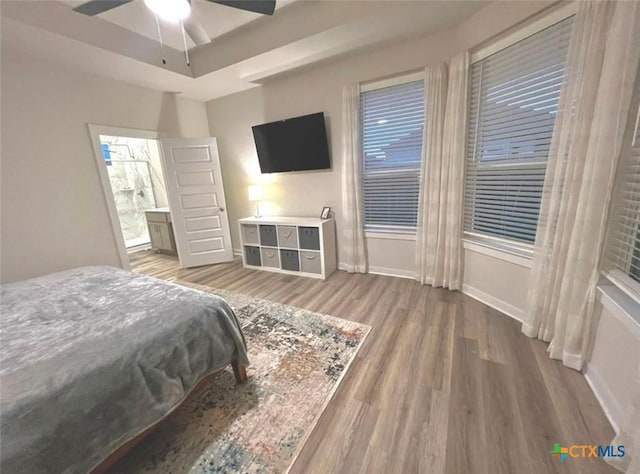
248,185 -> 263,217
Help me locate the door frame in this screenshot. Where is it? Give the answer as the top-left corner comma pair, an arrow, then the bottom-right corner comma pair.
88,124 -> 164,270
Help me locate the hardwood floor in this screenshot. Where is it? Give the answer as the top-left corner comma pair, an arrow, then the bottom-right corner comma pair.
129,250 -> 617,474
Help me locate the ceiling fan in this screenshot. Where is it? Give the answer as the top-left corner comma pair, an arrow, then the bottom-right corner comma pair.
72,0 -> 276,18
71,0 -> 276,57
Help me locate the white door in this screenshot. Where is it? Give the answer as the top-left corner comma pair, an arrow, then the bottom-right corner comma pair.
160,138 -> 233,268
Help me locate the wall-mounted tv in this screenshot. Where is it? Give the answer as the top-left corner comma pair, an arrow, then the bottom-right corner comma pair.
252,112 -> 330,173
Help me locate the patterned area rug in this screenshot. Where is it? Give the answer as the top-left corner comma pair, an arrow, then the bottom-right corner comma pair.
115,283 -> 370,473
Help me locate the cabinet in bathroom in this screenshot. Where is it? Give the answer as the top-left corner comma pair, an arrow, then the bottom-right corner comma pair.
145,209 -> 177,254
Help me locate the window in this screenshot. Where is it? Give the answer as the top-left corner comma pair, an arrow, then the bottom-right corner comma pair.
361,78 -> 424,231
605,85 -> 640,291
465,17 -> 573,244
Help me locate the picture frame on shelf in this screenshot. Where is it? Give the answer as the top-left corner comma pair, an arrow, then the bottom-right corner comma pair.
320,207 -> 331,219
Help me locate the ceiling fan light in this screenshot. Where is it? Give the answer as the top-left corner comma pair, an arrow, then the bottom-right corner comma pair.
144,0 -> 191,22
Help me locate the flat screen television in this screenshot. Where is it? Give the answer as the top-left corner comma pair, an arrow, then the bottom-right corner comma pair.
252,112 -> 330,173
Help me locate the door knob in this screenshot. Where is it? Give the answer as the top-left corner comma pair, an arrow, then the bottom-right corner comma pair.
219,207 -> 225,212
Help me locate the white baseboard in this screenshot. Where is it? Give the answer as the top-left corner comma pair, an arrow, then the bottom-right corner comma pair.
233,248 -> 242,257
461,283 -> 524,323
337,263 -> 416,280
583,364 -> 621,433
368,265 -> 416,279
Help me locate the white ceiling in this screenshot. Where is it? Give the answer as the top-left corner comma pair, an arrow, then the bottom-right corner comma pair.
2,0 -> 487,101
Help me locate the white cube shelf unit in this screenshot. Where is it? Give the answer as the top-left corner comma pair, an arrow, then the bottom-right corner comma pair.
239,216 -> 337,280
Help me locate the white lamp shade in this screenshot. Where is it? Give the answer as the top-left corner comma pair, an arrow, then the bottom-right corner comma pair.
248,185 -> 264,202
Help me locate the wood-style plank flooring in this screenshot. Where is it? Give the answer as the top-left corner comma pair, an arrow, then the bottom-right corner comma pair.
129,250 -> 616,474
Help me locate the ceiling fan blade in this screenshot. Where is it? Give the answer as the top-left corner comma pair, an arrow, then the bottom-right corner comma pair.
72,0 -> 134,16
208,0 -> 276,16
184,14 -> 211,46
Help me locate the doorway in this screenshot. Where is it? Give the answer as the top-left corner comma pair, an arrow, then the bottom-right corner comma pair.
99,135 -> 167,249
90,126 -> 234,270
89,125 -> 167,270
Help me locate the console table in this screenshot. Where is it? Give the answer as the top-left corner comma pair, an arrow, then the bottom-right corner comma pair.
238,216 -> 337,280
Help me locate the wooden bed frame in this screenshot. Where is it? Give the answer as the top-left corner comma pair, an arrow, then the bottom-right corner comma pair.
92,360 -> 247,473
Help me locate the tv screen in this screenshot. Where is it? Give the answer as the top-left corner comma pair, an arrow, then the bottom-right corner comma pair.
252,112 -> 330,173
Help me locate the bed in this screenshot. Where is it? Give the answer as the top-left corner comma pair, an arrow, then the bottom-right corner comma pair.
0,266 -> 249,474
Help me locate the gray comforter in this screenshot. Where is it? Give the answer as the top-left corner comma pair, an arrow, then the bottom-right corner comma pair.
0,266 -> 249,474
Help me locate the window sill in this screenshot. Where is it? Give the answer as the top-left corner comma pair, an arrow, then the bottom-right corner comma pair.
601,270 -> 640,305
597,276 -> 640,339
365,230 -> 416,241
462,234 -> 533,268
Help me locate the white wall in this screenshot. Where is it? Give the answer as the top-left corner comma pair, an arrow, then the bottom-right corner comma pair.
462,247 -> 531,321
0,53 -> 209,282
206,1 -> 553,273
147,139 -> 169,208
586,289 -> 640,432
205,87 -> 266,253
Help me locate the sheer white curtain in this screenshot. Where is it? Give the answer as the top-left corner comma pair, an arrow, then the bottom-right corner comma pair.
522,1 -> 640,370
341,83 -> 368,273
415,53 -> 468,289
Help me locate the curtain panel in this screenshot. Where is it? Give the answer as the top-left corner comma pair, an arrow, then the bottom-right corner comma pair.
522,0 -> 640,371
340,83 -> 368,273
416,53 -> 468,289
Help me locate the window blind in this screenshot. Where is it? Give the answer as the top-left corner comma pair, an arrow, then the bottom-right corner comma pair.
606,88 -> 640,286
361,79 -> 424,230
465,17 -> 573,243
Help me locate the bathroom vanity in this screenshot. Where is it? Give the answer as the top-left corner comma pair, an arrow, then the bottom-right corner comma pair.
145,208 -> 177,254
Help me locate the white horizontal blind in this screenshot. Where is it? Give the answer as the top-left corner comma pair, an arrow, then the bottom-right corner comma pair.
606,87 -> 640,285
465,17 -> 573,243
361,79 -> 424,230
